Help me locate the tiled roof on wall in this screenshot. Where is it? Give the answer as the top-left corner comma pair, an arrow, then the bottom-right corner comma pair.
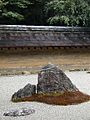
0,25 -> 90,48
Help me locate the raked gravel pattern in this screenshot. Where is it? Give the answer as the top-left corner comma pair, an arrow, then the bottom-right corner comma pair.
0,72 -> 90,120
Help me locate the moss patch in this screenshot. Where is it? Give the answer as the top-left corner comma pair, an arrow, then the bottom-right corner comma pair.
11,91 -> 90,105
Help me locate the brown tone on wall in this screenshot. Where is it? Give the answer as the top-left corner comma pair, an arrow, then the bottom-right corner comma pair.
0,26 -> 90,70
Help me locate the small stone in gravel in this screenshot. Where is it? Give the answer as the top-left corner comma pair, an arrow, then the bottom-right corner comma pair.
3,108 -> 35,117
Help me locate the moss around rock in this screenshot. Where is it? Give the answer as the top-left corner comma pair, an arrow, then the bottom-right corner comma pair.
11,64 -> 90,105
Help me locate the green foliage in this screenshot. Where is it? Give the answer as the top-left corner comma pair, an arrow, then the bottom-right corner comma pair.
45,0 -> 90,26
0,0 -> 90,26
0,0 -> 7,13
0,0 -> 31,24
2,11 -> 24,20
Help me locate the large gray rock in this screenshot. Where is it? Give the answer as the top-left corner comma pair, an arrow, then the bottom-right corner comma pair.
3,108 -> 35,117
37,64 -> 78,93
12,84 -> 36,101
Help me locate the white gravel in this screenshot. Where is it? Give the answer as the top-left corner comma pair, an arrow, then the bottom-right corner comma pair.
0,71 -> 90,120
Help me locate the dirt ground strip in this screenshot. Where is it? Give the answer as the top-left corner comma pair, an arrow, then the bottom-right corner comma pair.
0,49 -> 90,75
